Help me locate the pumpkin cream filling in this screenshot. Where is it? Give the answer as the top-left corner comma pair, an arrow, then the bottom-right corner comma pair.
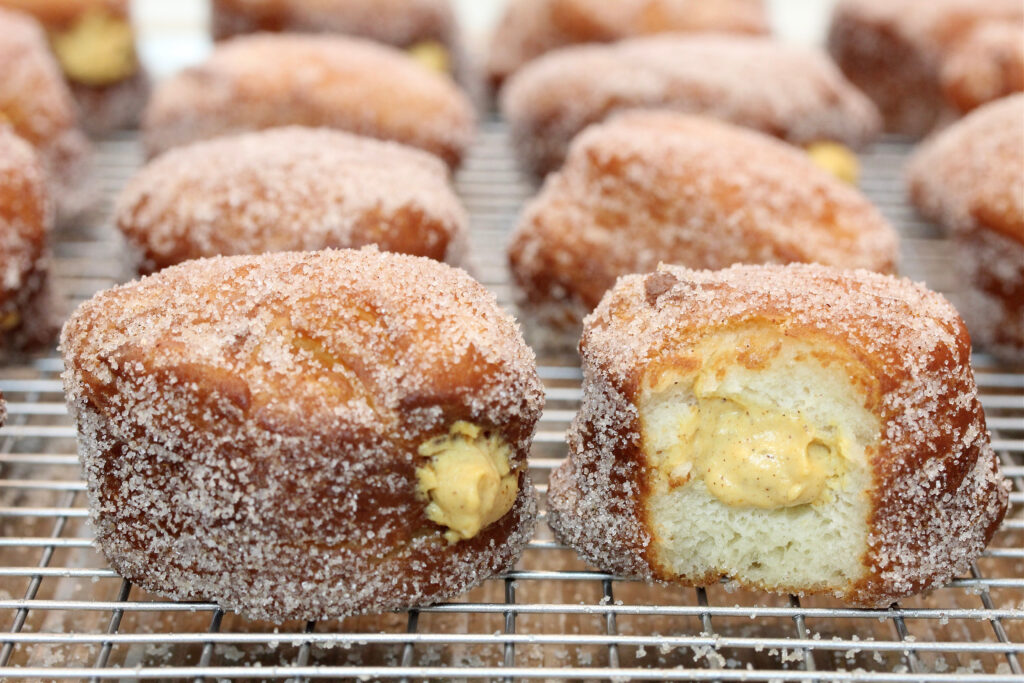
406,40 -> 451,74
652,395 -> 849,509
416,421 -> 518,543
806,141 -> 860,185
49,8 -> 138,86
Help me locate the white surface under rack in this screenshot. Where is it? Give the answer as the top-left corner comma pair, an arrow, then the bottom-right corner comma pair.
0,122 -> 1020,680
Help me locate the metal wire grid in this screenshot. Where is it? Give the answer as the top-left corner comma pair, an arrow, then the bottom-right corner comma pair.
0,123 -> 1020,680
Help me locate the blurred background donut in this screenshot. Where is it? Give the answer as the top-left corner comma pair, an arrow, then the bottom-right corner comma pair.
141,33 -> 476,167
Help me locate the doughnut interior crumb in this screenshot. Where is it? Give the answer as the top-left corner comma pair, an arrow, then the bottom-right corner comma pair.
639,329 -> 876,592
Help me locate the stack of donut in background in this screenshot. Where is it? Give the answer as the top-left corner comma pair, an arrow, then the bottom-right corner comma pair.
0,0 -> 1019,626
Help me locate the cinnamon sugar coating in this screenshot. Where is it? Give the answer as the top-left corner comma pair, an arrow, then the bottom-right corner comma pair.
828,0 -> 1024,135
941,23 -> 1024,116
0,8 -> 93,222
212,0 -> 458,50
0,127 -> 58,352
486,0 -> 767,90
907,95 -> 1024,361
142,33 -> 475,168
501,34 -> 881,177
60,248 -> 544,622
549,262 -> 1009,607
508,112 -> 898,340
116,127 -> 469,274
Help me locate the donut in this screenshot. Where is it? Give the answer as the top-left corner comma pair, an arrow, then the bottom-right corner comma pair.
115,127 -> 469,275
142,33 -> 475,168
548,262 -> 1009,607
60,247 -> 544,622
486,0 -> 768,90
507,111 -> 899,346
940,23 -> 1024,116
211,0 -> 462,77
906,95 -> 1024,362
827,0 -> 1024,136
501,34 -> 881,177
0,127 -> 57,352
0,8 -> 93,223
0,0 -> 149,134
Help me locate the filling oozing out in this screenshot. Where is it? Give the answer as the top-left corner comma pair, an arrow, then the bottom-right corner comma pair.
416,421 -> 518,544
406,40 -> 451,74
639,333 -> 877,591
805,141 -> 860,185
49,8 -> 138,86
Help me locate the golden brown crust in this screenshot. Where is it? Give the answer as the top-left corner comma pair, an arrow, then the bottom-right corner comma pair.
827,0 -> 1024,136
0,8 -> 93,222
548,263 -> 1009,607
116,127 -> 469,274
212,0 -> 458,50
60,247 -> 545,622
508,111 -> 898,337
0,127 -> 57,352
486,0 -> 768,90
501,34 -> 881,177
907,95 -> 1024,360
142,34 -> 475,168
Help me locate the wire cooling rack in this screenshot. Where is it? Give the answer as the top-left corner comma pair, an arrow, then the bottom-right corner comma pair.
0,122 -> 1020,680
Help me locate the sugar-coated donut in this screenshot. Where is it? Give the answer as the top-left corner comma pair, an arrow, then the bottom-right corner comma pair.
940,23 -> 1024,116
211,0 -> 463,82
0,0 -> 149,134
486,0 -> 767,90
212,0 -> 461,73
142,34 -> 475,168
549,262 -> 1009,607
0,8 -> 92,222
907,94 -> 1024,362
60,247 -> 544,622
827,0 -> 1024,135
501,34 -> 881,178
0,127 -> 57,352
508,112 -> 898,345
116,127 -> 469,274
